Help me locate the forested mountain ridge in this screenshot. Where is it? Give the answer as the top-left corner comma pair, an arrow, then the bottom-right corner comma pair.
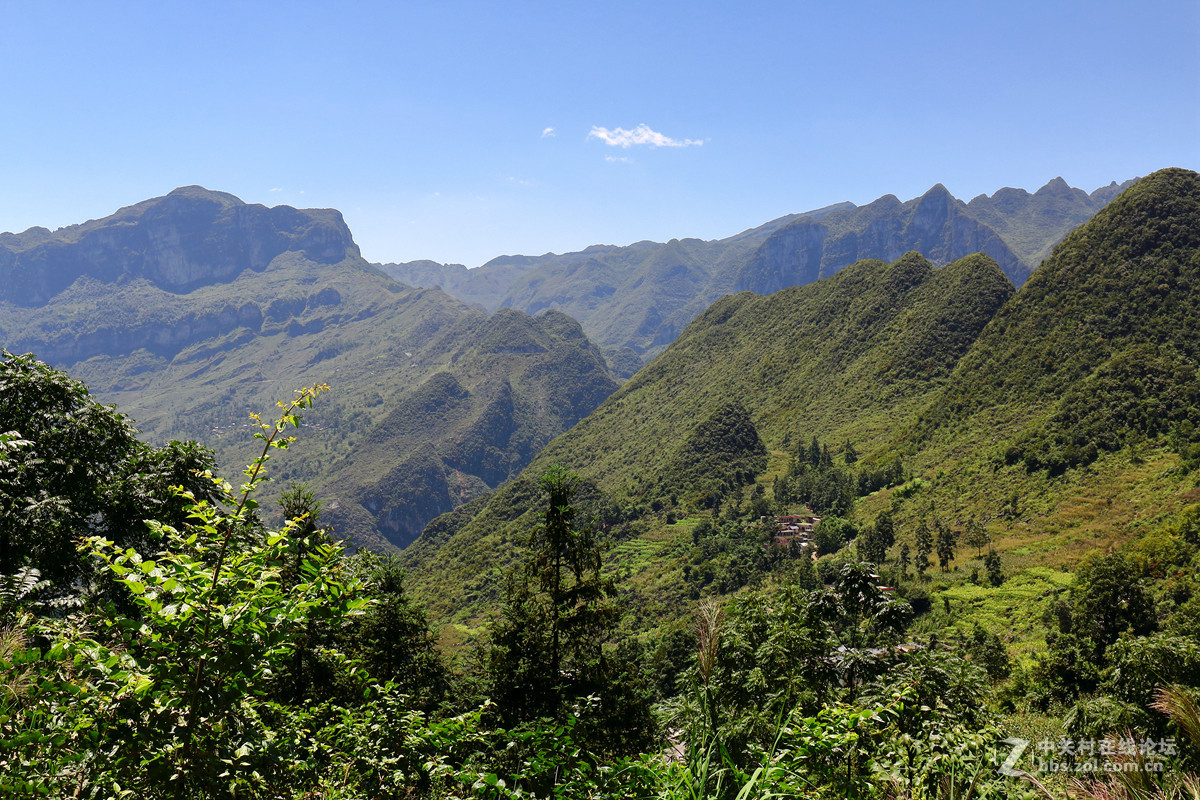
382,178 -> 1133,359
0,187 -> 621,550
904,166 -> 1200,479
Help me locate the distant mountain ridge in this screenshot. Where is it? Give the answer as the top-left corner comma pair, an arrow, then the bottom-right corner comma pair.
0,187 -> 621,551
381,178 -> 1135,360
0,186 -> 357,305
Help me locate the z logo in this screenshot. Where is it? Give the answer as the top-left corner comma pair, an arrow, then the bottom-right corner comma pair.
1000,737 -> 1030,777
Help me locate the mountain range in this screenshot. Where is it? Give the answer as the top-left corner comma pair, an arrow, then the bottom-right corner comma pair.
382,178 -> 1134,362
0,187 -> 618,550
0,174 -> 1141,556
399,168 -> 1200,643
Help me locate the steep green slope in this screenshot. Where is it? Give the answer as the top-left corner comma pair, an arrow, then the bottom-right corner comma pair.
0,188 -> 621,551
403,250 -> 1015,622
908,167 -> 1200,473
405,169 -> 1199,643
808,167 -> 1200,649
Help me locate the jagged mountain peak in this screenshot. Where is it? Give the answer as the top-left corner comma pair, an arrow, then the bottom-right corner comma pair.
1034,175 -> 1087,201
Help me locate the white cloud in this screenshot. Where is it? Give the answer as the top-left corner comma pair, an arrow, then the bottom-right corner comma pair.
541,127 -> 556,137
269,187 -> 283,192
587,123 -> 702,148
605,155 -> 634,164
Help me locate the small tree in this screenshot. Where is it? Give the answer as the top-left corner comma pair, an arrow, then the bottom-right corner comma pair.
808,436 -> 822,467
985,549 -> 1005,587
874,508 -> 896,551
914,518 -> 932,579
814,516 -> 856,556
857,527 -> 886,565
935,518 -> 958,571
964,516 -> 990,559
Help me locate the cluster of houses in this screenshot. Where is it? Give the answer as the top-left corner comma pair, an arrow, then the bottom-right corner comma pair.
759,509 -> 895,591
761,510 -> 822,548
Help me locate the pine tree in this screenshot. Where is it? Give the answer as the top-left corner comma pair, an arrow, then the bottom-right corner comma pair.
487,466 -> 652,751
985,549 -> 1005,586
874,508 -> 896,550
935,518 -> 958,571
898,543 -> 911,579
914,518 -> 932,579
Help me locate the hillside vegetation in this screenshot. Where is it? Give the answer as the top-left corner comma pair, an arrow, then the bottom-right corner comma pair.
403,248 -> 1016,622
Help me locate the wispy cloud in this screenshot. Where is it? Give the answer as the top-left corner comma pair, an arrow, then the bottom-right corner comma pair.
269,187 -> 283,192
541,127 -> 556,137
605,155 -> 634,164
588,123 -> 702,148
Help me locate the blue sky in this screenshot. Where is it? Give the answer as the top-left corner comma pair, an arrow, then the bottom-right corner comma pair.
1,1 -> 1197,268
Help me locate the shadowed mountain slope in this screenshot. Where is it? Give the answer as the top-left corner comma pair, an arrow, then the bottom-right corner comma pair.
318,308 -> 618,550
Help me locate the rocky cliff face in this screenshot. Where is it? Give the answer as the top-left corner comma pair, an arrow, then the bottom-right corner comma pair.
0,186 -> 359,306
734,185 -> 1026,294
0,186 -> 364,365
8,285 -> 349,365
